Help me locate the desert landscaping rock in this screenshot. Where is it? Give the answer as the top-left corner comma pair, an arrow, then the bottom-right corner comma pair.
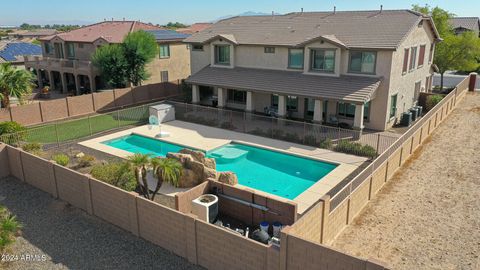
331,92 -> 480,270
217,171 -> 238,185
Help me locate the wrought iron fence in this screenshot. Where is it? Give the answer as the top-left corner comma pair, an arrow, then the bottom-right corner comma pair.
327,76 -> 470,212
168,101 -> 398,157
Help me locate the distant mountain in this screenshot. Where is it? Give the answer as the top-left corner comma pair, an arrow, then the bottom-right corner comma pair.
214,11 -> 282,22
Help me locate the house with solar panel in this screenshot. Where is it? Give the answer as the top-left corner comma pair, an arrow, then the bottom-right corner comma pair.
0,42 -> 42,66
184,9 -> 441,131
24,20 -> 191,95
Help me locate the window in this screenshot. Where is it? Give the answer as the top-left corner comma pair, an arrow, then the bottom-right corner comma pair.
264,47 -> 275,54
364,101 -> 371,121
227,89 -> 246,104
402,49 -> 409,74
160,71 -> 169,82
409,46 -> 417,71
44,43 -> 52,54
428,43 -> 434,63
414,81 -> 422,104
418,45 -> 426,67
337,102 -> 356,118
349,51 -> 376,74
390,94 -> 398,118
78,43 -> 84,49
215,45 -> 230,65
288,48 -> 304,69
66,43 -> 75,59
287,96 -> 298,111
310,49 -> 335,72
159,44 -> 170,58
192,44 -> 204,51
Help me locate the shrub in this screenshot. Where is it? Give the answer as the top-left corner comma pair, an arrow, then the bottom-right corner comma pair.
52,154 -> 69,166
425,94 -> 444,111
0,121 -> 25,135
0,206 -> 22,253
334,140 -> 377,159
318,138 -> 333,149
91,162 -> 137,191
21,142 -> 42,154
78,155 -> 95,168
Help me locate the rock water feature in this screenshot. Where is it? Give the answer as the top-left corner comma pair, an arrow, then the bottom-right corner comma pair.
166,149 -> 238,188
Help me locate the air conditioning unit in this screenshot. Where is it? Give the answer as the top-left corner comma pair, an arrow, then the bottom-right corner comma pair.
192,194 -> 219,223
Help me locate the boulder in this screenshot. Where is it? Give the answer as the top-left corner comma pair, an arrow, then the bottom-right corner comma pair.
179,148 -> 205,163
203,167 -> 217,180
178,168 -> 200,188
186,159 -> 205,178
203,158 -> 216,170
218,172 -> 238,186
167,152 -> 193,164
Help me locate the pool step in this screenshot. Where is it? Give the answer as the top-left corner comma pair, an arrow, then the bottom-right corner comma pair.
209,147 -> 249,160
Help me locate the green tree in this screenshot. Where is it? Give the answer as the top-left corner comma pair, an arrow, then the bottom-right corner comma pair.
92,44 -> 129,88
127,153 -> 153,199
164,22 -> 188,29
122,30 -> 158,86
413,5 -> 480,89
0,63 -> 35,108
150,158 -> 182,200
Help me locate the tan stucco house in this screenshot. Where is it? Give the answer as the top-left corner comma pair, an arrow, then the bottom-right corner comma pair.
25,21 -> 191,95
184,9 -> 441,131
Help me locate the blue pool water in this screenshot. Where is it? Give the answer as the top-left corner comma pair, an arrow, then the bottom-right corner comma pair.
102,134 -> 337,199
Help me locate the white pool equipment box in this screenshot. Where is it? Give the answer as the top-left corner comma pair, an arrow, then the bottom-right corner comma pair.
149,104 -> 175,123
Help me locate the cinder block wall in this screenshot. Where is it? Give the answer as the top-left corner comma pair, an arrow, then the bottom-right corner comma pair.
0,144 -> 10,178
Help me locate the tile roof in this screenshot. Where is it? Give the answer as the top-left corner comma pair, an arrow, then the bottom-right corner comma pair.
39,21 -> 163,43
145,30 -> 190,41
185,10 -> 439,49
177,23 -> 212,34
0,42 -> 42,62
450,17 -> 480,31
186,66 -> 382,103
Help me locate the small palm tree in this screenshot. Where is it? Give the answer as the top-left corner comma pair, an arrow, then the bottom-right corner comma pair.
127,153 -> 152,199
150,158 -> 182,200
0,63 -> 35,108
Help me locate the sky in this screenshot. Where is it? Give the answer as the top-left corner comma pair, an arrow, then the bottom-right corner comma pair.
1,0 -> 479,26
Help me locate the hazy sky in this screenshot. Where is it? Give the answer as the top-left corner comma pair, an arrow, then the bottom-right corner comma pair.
1,0 -> 479,26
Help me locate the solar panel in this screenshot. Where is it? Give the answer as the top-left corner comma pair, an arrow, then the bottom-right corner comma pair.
0,42 -> 42,62
145,30 -> 191,41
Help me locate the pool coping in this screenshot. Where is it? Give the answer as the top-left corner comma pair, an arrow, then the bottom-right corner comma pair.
79,122 -> 365,215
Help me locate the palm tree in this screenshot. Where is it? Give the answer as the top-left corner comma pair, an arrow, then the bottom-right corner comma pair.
127,153 -> 152,199
0,63 -> 35,108
150,158 -> 182,200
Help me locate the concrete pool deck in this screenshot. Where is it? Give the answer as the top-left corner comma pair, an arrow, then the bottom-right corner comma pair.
79,120 -> 368,214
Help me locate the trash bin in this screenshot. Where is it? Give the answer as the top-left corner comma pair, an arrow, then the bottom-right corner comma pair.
409,107 -> 419,121
415,106 -> 423,118
401,112 -> 413,127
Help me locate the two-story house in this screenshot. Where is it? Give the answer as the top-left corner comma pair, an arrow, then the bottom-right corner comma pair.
184,9 -> 441,131
24,21 -> 191,95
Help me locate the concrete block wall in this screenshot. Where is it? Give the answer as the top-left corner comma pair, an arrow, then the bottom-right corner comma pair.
0,82 -> 182,126
54,165 -> 93,213
20,151 -> 57,197
7,146 -> 23,181
288,199 -> 325,243
175,181 -> 210,213
0,144 -> 10,178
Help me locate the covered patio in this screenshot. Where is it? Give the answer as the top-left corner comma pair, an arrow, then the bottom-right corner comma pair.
186,67 -> 382,130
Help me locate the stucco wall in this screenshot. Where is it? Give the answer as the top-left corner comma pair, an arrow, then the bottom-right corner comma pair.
145,42 -> 191,84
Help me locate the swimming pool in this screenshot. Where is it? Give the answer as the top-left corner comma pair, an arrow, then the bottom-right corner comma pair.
102,134 -> 337,199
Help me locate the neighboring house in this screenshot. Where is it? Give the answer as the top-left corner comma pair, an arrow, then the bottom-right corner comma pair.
450,17 -> 480,37
24,21 -> 191,95
184,9 -> 441,131
0,42 -> 42,67
177,23 -> 212,34
9,29 -> 58,39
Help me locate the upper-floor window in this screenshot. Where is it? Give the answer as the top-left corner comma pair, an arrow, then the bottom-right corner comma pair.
402,49 -> 409,74
214,45 -> 230,65
418,45 -> 426,67
159,44 -> 170,58
66,43 -> 75,59
264,47 -> 275,54
288,48 -> 304,69
310,49 -> 335,73
348,51 -> 376,74
409,46 -> 417,71
192,44 -> 204,51
44,43 -> 52,54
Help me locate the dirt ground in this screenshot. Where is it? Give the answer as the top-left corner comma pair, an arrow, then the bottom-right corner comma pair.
331,92 -> 480,270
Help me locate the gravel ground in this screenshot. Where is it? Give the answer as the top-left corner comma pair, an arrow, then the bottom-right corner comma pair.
0,177 -> 203,270
332,92 -> 480,270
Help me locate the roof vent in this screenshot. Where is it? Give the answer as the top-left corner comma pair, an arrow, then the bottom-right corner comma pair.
334,6 -> 336,14
301,8 -> 304,14
380,5 -> 383,13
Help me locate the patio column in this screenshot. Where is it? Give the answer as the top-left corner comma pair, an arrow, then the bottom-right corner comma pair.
278,95 -> 286,117
246,91 -> 253,112
61,72 -> 68,93
49,70 -> 56,91
313,99 -> 323,123
89,75 -> 96,92
192,85 -> 200,104
217,87 -> 226,108
353,103 -> 365,130
36,69 -> 43,89
75,74 -> 81,95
